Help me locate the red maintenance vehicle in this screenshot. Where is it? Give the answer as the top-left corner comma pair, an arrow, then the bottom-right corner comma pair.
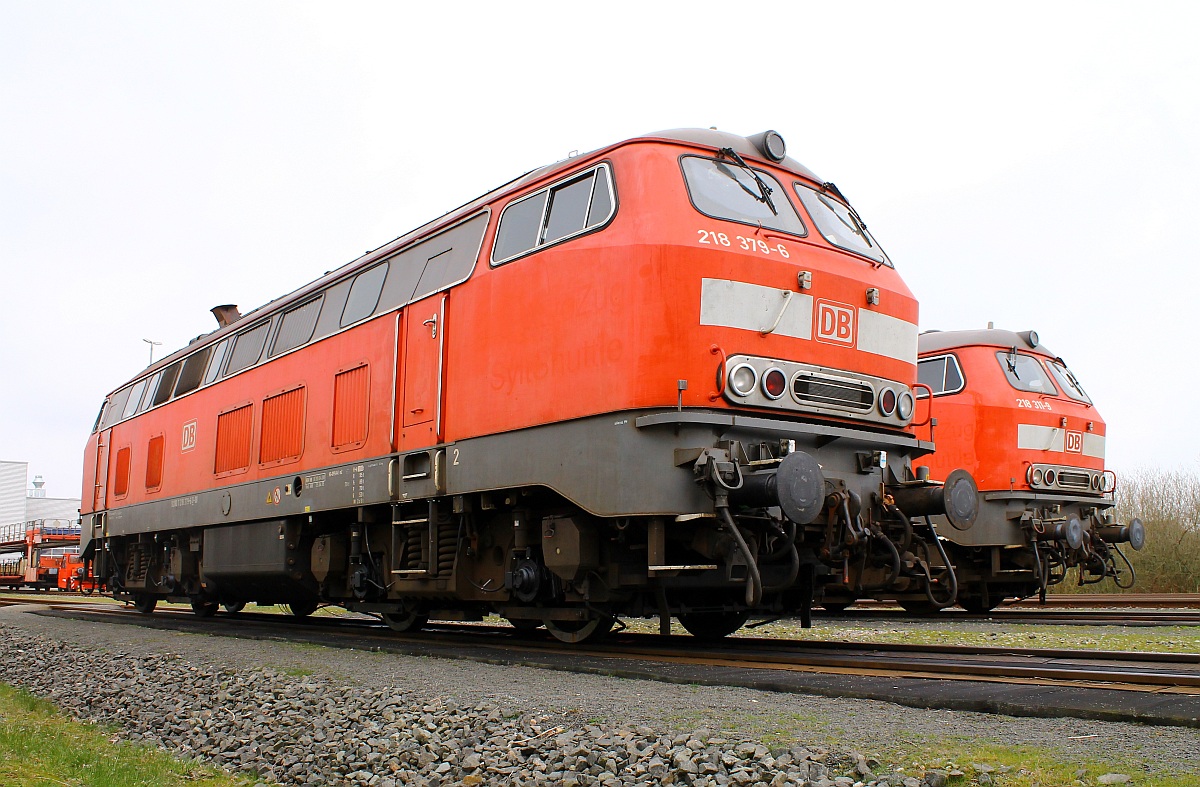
913,328 -> 1144,611
80,128 -> 978,641
0,520 -> 87,590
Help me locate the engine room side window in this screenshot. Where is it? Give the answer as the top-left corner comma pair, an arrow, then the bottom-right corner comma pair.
121,378 -> 150,419
793,184 -> 891,266
100,386 -> 134,429
173,346 -> 212,398
681,155 -> 805,236
225,321 -> 270,376
996,351 -> 1058,395
270,297 -> 323,358
1046,359 -> 1092,404
203,339 -> 230,387
341,263 -> 388,327
150,361 -> 182,408
136,372 -> 162,414
916,354 -> 965,397
491,164 -> 616,265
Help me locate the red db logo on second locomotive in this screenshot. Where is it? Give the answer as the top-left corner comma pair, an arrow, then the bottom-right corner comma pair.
816,301 -> 856,346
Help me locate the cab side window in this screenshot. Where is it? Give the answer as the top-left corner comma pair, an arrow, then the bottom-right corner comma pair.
492,164 -> 615,265
916,354 -> 965,397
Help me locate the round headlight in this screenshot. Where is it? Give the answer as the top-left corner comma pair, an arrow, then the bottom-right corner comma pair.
878,388 -> 897,416
761,367 -> 787,400
1092,474 -> 1101,490
1030,468 -> 1044,486
896,391 -> 915,420
1044,469 -> 1057,486
728,363 -> 758,397
750,129 -> 787,162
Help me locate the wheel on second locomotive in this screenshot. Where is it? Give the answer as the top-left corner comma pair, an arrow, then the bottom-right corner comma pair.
287,600 -> 319,618
191,598 -> 219,617
131,594 -> 157,614
544,615 -> 614,645
222,601 -> 246,614
381,607 -> 427,633
677,610 -> 750,640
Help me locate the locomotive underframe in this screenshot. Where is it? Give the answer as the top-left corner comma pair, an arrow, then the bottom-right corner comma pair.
928,490 -> 1131,611
86,407 -> 966,639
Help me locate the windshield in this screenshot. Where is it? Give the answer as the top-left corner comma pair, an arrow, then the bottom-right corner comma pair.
793,184 -> 891,266
996,351 -> 1058,395
1046,359 -> 1092,404
680,156 -> 806,235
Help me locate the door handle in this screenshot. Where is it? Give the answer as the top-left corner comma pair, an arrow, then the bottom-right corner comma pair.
422,314 -> 438,338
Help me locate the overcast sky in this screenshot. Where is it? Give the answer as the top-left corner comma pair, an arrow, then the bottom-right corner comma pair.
1,1 -> 1197,499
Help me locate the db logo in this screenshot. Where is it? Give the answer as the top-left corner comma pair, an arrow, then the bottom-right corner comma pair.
1065,430 -> 1083,453
181,420 -> 197,453
816,300 -> 856,346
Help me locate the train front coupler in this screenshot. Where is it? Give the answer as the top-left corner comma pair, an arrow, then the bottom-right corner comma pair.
692,447 -> 826,607
879,469 -> 980,607
1075,515 -> 1144,588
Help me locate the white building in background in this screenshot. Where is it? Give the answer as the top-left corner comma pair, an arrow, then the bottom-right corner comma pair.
0,461 -> 26,526
0,460 -> 80,527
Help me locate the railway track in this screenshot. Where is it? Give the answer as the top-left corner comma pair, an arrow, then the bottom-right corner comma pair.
12,598 -> 1200,728
825,607 -> 1200,626
1021,593 -> 1200,608
822,593 -> 1200,625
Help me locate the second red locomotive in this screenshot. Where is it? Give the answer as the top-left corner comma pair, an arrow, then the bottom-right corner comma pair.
913,328 -> 1143,611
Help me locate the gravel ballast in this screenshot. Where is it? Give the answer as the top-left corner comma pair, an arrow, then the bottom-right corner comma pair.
2,604 -> 1198,786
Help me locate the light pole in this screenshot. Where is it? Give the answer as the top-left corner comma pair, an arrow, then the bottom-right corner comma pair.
143,338 -> 162,365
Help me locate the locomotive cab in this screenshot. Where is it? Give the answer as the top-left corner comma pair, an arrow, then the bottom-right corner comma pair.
915,328 -> 1143,610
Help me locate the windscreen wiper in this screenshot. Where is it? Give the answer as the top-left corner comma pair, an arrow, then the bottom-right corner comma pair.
718,148 -> 777,215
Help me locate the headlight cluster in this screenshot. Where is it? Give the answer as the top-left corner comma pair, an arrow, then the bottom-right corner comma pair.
875,387 -> 915,420
1027,464 -> 1110,494
722,354 -> 915,427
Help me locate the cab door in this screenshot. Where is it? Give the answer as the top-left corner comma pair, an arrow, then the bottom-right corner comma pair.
397,294 -> 446,450
91,429 -> 111,512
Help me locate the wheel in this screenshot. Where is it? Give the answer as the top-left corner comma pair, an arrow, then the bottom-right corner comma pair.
131,594 -> 157,614
678,610 -> 750,640
191,598 -> 219,617
544,615 -> 614,644
222,602 -> 246,614
381,608 -> 427,633
287,600 -> 319,618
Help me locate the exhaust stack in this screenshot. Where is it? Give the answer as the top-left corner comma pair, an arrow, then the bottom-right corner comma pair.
211,305 -> 242,328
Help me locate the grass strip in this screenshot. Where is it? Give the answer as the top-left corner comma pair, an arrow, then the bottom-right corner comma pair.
0,682 -> 251,787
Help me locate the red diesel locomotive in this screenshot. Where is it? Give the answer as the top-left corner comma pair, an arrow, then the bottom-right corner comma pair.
80,128 -> 975,641
914,329 -> 1143,611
